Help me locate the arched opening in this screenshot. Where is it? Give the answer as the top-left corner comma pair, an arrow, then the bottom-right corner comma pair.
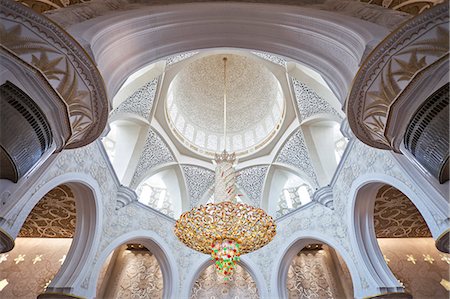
190,262 -> 260,299
136,166 -> 184,218
352,180 -> 450,297
263,165 -> 314,217
301,118 -> 348,185
95,243 -> 164,298
283,242 -> 354,298
103,118 -> 149,184
373,184 -> 450,298
0,185 -> 75,298
91,233 -> 176,299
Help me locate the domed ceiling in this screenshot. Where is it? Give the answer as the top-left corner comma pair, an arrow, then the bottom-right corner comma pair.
166,54 -> 284,156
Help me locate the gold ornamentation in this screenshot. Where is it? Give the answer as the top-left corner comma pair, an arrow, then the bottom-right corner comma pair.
32,255 -> 43,264
43,279 -> 52,292
59,254 -> 66,265
440,279 -> 450,291
347,3 -> 449,150
373,185 -> 431,238
359,0 -> 444,15
439,254 -> 450,264
406,254 -> 417,264
1,1 -> 109,148
0,279 -> 8,292
423,254 -> 435,264
14,254 -> 26,264
17,0 -> 90,14
0,254 -> 8,263
19,185 -> 76,238
174,201 -> 276,255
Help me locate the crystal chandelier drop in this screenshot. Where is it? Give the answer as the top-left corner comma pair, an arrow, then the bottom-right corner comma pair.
174,57 -> 276,280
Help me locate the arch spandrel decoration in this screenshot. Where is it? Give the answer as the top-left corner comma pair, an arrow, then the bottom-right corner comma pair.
346,2 -> 449,151
0,0 -> 109,149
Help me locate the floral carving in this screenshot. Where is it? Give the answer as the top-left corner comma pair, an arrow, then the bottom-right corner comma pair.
101,249 -> 164,299
16,0 -> 90,13
182,165 -> 215,208
236,166 -> 268,207
291,78 -> 341,122
165,51 -> 199,67
347,4 -> 449,150
0,2 -> 108,148
359,0 -> 443,15
276,129 -> 319,187
252,51 -> 287,67
130,129 -> 175,187
19,185 -> 76,238
374,185 -> 431,238
287,248 -> 351,299
111,78 -> 158,120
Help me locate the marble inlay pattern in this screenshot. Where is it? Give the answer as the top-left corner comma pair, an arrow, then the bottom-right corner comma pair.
236,165 -> 268,207
19,185 -> 76,238
374,185 -> 432,238
182,165 -> 215,208
111,78 -> 158,120
275,129 -> 319,187
130,129 -> 175,187
291,78 -> 341,122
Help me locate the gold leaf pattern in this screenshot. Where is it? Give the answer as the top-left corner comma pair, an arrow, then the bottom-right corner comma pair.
360,0 -> 443,15
18,185 -> 76,238
374,185 -> 431,238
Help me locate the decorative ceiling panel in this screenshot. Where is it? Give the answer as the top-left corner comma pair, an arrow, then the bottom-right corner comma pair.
19,185 -> 76,238
291,78 -> 341,122
236,165 -> 269,207
275,129 -> 319,187
167,53 -> 284,154
166,51 -> 199,67
252,51 -> 287,67
182,165 -> 215,208
374,185 -> 431,238
111,78 -> 158,120
131,129 -> 175,187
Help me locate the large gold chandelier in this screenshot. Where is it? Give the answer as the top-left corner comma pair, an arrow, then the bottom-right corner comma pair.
174,57 -> 276,280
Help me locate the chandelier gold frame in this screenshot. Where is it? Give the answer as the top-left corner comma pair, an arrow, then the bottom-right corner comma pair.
174,201 -> 276,255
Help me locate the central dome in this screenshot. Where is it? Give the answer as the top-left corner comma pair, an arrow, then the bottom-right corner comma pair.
166,54 -> 284,156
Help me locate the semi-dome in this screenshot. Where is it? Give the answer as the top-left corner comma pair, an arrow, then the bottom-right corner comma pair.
166,54 -> 284,156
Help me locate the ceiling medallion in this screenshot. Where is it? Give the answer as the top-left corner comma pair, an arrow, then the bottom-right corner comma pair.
174,58 -> 276,280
